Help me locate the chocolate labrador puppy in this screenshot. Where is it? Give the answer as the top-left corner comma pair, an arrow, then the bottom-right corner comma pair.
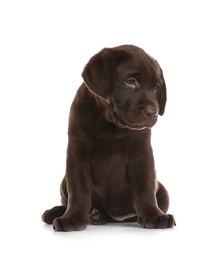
42,45 -> 176,231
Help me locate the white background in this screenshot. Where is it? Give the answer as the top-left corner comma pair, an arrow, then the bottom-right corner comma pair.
0,0 -> 219,259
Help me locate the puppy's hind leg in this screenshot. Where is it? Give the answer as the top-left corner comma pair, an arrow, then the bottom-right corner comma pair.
156,181 -> 170,213
42,177 -> 67,224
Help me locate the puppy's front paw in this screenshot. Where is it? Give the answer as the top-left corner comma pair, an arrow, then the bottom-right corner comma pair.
53,217 -> 87,232
138,214 -> 176,229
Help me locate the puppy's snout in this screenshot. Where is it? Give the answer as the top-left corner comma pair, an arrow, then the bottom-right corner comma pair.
144,106 -> 158,119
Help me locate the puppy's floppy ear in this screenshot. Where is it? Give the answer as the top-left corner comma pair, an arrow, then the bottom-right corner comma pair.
82,48 -> 119,100
158,68 -> 167,116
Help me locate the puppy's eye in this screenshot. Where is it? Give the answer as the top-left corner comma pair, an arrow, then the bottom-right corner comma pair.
124,78 -> 138,89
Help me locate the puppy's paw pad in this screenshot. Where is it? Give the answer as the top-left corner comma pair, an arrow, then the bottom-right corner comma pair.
89,208 -> 109,225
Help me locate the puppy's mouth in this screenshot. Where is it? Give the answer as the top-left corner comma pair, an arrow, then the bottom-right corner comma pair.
106,109 -> 158,131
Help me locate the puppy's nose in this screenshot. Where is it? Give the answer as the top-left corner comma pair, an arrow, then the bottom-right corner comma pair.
144,106 -> 158,118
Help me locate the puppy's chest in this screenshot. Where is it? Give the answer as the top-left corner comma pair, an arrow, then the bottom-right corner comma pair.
90,142 -> 128,186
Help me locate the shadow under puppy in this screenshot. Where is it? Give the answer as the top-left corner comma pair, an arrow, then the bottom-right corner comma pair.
42,45 -> 176,231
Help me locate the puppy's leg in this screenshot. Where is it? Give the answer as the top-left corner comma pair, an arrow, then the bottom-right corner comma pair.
52,145 -> 92,231
128,150 -> 176,229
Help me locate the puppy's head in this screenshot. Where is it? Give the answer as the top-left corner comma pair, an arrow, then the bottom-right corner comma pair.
82,45 -> 166,130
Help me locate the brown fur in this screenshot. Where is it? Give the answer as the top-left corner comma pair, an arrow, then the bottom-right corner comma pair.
42,45 -> 175,231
